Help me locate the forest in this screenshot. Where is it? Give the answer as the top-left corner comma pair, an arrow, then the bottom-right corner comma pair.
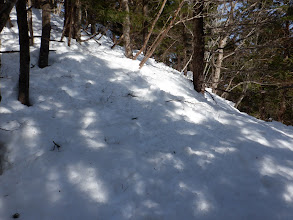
1,0 -> 293,124
1,1 -> 293,219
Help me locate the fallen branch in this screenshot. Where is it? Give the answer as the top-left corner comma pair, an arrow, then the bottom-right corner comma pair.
80,31 -> 100,43
81,29 -> 101,45
52,141 -> 61,151
205,89 -> 217,104
165,99 -> 197,105
111,34 -> 124,49
0,49 -> 56,53
0,50 -> 20,53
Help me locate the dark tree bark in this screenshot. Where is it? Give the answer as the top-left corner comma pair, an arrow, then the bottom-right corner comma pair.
192,1 -> 205,93
28,0 -> 34,46
142,0 -> 148,54
32,0 -> 41,8
0,0 -> 4,10
122,0 -> 133,58
64,0 -> 71,37
74,0 -> 81,42
0,0 -> 17,33
89,13 -> 96,35
39,0 -> 51,68
16,0 -> 30,106
0,37 -> 1,103
0,0 -> 2,102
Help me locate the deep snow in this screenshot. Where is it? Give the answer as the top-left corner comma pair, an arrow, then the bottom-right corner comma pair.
1,9 -> 293,220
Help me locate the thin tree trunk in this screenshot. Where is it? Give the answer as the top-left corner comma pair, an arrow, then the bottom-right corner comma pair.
284,20 -> 290,59
133,0 -> 167,60
259,88 -> 266,120
192,0 -> 205,93
182,24 -> 189,75
212,35 -> 228,94
221,76 -> 235,99
89,13 -> 96,34
27,0 -> 34,46
64,0 -> 73,38
0,0 -> 2,68
67,4 -> 74,46
60,13 -> 70,42
39,0 -> 51,68
139,0 -> 185,68
111,34 -> 124,49
122,0 -> 133,58
235,82 -> 249,108
181,52 -> 193,75
16,0 -> 30,106
142,0 -> 148,54
278,89 -> 287,122
0,38 -> 2,103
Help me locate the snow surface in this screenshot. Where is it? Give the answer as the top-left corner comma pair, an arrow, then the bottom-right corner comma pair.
1,9 -> 293,220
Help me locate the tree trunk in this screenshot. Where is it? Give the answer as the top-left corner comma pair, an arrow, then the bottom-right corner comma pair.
74,0 -> 81,43
16,0 -> 30,106
284,20 -> 290,59
192,1 -> 205,93
89,13 -> 96,34
0,0 -> 17,33
28,0 -> 34,46
142,0 -> 148,54
259,88 -> 266,120
39,0 -> 51,68
182,24 -> 189,75
221,76 -> 235,99
0,0 -> 2,75
0,38 -> 1,103
32,0 -> 41,9
0,0 -> 4,10
212,35 -> 228,94
64,0 -> 71,37
235,83 -> 249,109
278,89 -> 287,122
122,0 -> 133,58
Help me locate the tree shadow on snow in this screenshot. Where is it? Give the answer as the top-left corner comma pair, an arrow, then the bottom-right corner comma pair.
0,43 -> 293,220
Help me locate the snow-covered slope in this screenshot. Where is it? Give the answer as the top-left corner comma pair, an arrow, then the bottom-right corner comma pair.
1,9 -> 293,220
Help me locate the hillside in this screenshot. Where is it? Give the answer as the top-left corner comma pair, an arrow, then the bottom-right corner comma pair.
1,9 -> 293,220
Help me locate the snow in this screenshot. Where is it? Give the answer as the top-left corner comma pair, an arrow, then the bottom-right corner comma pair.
1,9 -> 293,220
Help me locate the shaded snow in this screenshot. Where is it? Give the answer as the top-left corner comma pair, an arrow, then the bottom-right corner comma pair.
0,9 -> 293,220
